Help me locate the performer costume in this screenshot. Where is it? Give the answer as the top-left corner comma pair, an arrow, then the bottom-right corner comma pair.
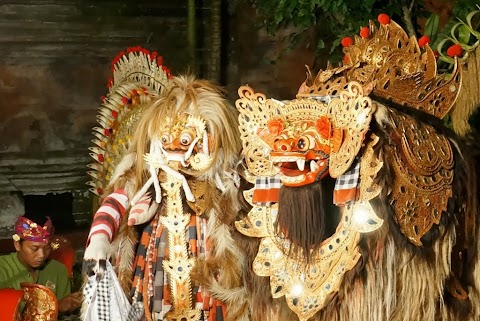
235,16 -> 480,321
84,48 -> 248,321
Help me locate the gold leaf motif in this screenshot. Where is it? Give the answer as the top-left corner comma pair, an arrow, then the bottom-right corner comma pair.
387,112 -> 454,245
160,176 -> 201,320
299,19 -> 461,120
236,86 -> 281,177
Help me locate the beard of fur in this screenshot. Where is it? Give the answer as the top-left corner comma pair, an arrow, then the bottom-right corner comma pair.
276,179 -> 336,262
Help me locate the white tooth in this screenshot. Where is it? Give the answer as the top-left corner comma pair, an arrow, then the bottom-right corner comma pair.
296,159 -> 305,171
310,160 -> 319,172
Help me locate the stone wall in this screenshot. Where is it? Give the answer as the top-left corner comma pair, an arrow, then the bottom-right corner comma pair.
224,4 -> 317,101
0,0 -> 203,237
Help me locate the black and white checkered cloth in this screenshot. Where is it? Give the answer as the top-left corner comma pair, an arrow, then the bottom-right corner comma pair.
334,159 -> 361,205
334,160 -> 360,190
83,261 -> 144,321
254,175 -> 282,206
255,176 -> 283,190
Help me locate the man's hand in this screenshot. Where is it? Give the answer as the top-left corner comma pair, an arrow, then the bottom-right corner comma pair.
58,291 -> 83,313
83,233 -> 111,280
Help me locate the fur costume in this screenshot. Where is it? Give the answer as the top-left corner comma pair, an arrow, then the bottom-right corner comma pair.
234,16 -> 480,321
83,48 -> 247,321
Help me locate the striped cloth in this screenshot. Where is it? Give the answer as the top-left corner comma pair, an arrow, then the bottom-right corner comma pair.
88,189 -> 129,243
130,204 -> 225,321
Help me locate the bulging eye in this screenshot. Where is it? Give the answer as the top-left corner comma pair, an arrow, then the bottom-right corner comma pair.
180,132 -> 193,146
161,133 -> 172,144
297,138 -> 307,150
297,135 -> 315,151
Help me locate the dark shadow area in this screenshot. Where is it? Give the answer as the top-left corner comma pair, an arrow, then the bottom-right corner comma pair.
24,192 -> 77,233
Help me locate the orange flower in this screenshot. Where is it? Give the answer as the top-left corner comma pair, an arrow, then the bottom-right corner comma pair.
377,13 -> 390,25
341,37 -> 354,47
267,118 -> 285,134
446,44 -> 463,57
418,35 -> 430,48
315,116 -> 331,139
360,27 -> 370,38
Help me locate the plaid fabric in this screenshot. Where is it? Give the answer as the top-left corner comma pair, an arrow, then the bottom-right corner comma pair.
252,175 -> 282,205
83,261 -> 143,321
128,302 -> 144,321
334,159 -> 361,205
152,222 -> 169,315
130,196 -> 214,320
81,268 -> 110,321
97,266 -> 110,321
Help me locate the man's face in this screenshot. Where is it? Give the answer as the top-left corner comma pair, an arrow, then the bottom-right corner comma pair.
14,240 -> 51,269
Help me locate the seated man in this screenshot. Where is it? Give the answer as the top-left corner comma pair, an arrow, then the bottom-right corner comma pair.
0,213 -> 82,314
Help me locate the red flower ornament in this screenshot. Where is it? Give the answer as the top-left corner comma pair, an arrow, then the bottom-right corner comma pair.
377,14 -> 390,25
360,27 -> 370,38
446,44 -> 463,57
341,37 -> 354,48
267,118 -> 285,135
418,35 -> 430,48
315,116 -> 332,139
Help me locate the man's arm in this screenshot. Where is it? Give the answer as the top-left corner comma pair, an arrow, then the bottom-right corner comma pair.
0,256 -> 29,290
0,270 -> 27,289
54,262 -> 71,300
54,262 -> 83,313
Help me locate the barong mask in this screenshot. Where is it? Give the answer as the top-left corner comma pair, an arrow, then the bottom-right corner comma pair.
235,14 -> 464,321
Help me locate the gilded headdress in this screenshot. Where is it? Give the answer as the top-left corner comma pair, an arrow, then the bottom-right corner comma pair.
298,18 -> 462,119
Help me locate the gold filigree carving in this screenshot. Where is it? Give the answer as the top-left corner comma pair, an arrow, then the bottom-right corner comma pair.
236,86 -> 281,177
235,189 -> 277,238
161,176 -> 201,320
236,82 -> 384,320
186,180 -> 208,216
236,186 -> 383,321
358,134 -> 383,201
237,82 -> 374,180
329,82 -> 375,178
387,112 -> 454,245
298,19 -> 461,120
